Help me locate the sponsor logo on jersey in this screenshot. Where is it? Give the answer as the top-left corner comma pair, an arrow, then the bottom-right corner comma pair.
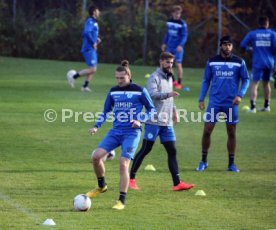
147,133 -> 154,139
126,93 -> 133,98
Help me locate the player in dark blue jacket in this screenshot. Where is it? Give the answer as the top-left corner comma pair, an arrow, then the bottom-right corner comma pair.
86,60 -> 155,210
274,28 -> 276,89
197,36 -> 250,173
67,4 -> 101,92
161,5 -> 188,89
240,16 -> 276,112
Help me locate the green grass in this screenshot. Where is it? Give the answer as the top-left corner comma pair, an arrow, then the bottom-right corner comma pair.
0,56 -> 275,230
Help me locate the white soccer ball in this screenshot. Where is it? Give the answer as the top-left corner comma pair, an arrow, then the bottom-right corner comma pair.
73,194 -> 91,211
67,69 -> 77,79
106,150 -> 116,161
91,150 -> 116,161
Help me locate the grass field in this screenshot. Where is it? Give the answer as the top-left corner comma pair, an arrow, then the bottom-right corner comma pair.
0,56 -> 275,230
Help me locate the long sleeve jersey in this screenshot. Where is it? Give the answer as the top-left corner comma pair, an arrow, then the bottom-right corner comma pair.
240,28 -> 276,69
146,68 -> 176,126
81,17 -> 99,53
163,18 -> 188,49
94,83 -> 155,129
199,54 -> 250,106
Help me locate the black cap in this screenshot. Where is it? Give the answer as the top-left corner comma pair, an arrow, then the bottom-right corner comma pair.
220,36 -> 232,46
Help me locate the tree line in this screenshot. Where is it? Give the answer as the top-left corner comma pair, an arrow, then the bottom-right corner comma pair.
0,0 -> 275,67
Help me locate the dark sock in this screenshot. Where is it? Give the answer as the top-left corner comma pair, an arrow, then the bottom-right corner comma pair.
202,151 -> 208,163
228,154 -> 235,167
97,177 -> 106,188
83,80 -> 89,88
119,192 -> 126,204
73,73 -> 80,79
264,100 -> 270,108
178,78 -> 182,85
250,100 -> 256,109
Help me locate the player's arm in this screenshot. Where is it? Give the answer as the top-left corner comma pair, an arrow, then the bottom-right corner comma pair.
198,101 -> 205,111
234,60 -> 250,105
137,88 -> 156,125
240,32 -> 253,53
198,61 -> 212,110
178,22 -> 188,47
131,88 -> 155,128
172,106 -> 179,124
84,20 -> 98,48
146,76 -> 179,100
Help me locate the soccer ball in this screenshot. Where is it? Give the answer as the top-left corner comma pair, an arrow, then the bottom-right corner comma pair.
73,194 -> 91,211
106,150 -> 116,161
67,69 -> 77,79
91,150 -> 116,161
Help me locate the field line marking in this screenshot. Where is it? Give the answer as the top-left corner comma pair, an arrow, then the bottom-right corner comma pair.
0,191 -> 41,224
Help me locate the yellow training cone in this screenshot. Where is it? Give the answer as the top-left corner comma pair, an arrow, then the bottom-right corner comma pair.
242,105 -> 250,111
195,190 -> 206,196
144,164 -> 156,171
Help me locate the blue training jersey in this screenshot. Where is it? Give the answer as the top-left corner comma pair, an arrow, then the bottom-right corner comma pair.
163,18 -> 188,49
240,28 -> 276,69
199,54 -> 250,106
95,83 -> 155,129
81,17 -> 99,53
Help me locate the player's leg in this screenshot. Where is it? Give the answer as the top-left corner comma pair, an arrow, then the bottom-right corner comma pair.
196,122 -> 215,171
86,148 -> 109,198
111,156 -> 131,210
70,50 -> 97,92
163,141 -> 194,191
162,142 -> 194,191
225,105 -> 240,172
175,63 -> 183,89
112,130 -> 141,210
226,125 -> 236,162
159,126 -> 178,184
174,49 -> 184,89
82,50 -> 97,91
129,139 -> 154,190
130,140 -> 155,176
79,67 -> 96,92
226,124 -> 240,172
196,105 -> 217,171
129,124 -> 158,190
248,68 -> 261,112
202,123 -> 216,151
249,81 -> 259,112
163,141 -> 179,184
259,69 -> 272,111
160,126 -> 194,190
260,81 -> 271,111
166,48 -> 180,88
86,129 -> 119,198
91,148 -> 108,178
